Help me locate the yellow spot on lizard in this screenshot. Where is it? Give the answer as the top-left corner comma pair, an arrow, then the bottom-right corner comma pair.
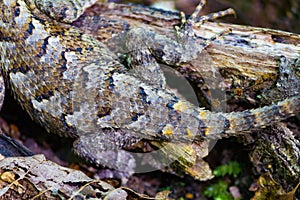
186,128 -> 194,138
173,101 -> 188,112
162,125 -> 173,135
203,127 -> 210,136
198,110 -> 206,119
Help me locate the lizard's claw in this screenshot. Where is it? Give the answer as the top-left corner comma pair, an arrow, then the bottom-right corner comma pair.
194,8 -> 236,26
176,0 -> 235,33
175,0 -> 235,48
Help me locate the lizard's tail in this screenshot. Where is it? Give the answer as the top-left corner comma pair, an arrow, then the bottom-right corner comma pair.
222,95 -> 300,135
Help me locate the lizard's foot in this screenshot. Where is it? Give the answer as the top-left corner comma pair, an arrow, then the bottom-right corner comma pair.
175,0 -> 235,48
73,130 -> 141,174
125,1 -> 235,88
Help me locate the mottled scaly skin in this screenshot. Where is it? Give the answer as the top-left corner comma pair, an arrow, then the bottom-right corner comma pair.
0,0 -> 299,169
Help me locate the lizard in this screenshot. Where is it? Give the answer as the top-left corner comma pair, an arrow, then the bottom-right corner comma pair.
0,0 -> 299,174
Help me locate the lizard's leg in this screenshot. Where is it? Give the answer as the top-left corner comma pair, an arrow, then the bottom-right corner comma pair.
125,43 -> 167,88
73,129 -> 141,174
179,0 -> 235,26
125,0 -> 235,88
175,0 -> 235,49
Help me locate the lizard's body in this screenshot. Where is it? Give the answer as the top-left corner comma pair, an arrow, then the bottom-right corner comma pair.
0,0 -> 299,171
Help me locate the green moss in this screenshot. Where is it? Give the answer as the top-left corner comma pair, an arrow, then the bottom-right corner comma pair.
204,161 -> 242,200
213,161 -> 242,178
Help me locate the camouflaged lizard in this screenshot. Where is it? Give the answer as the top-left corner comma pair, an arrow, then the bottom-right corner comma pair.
0,0 -> 299,172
